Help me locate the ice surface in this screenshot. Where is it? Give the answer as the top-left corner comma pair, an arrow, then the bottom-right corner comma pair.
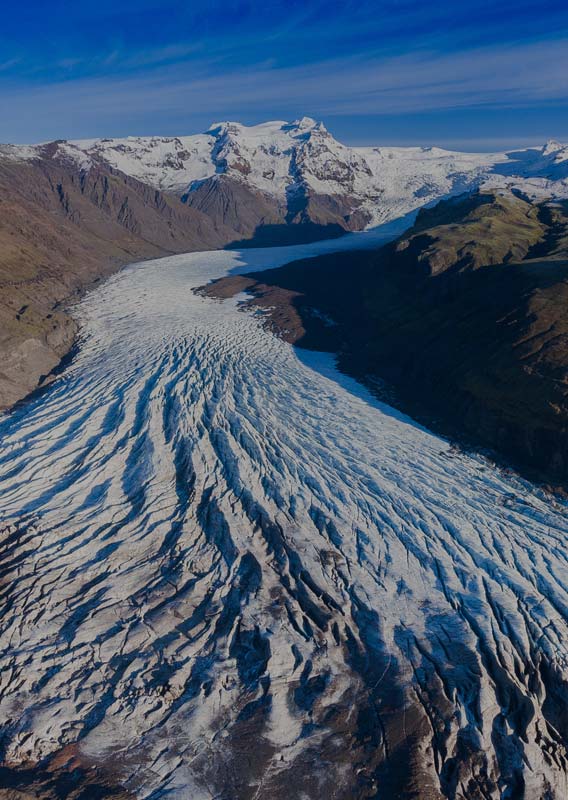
1,229 -> 568,796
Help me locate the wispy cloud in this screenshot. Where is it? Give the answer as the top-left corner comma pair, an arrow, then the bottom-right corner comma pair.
98,43 -> 203,71
0,58 -> 21,72
1,36 -> 567,142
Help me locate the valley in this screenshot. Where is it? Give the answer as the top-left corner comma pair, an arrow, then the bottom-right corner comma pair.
2,120 -> 568,799
202,189 -> 568,489
2,119 -> 567,413
1,234 -> 568,798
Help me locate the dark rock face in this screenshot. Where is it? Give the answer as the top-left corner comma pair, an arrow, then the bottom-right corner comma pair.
0,154 -> 366,411
182,174 -> 286,236
0,155 -> 238,410
201,190 -> 568,489
182,174 -> 369,246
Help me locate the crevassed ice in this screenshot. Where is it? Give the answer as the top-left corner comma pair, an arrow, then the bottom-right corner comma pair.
1,230 -> 568,798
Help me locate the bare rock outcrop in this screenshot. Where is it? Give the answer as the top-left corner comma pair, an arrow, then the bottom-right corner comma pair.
0,155 -> 235,409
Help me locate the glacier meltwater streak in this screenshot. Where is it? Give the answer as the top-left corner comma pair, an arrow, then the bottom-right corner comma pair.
1,230 -> 568,799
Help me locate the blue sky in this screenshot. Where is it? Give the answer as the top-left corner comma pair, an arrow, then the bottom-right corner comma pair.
1,0 -> 568,149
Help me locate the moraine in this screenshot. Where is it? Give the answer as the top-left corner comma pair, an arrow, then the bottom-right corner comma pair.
1,227 -> 568,799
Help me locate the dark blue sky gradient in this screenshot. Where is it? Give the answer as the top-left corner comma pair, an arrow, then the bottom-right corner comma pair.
1,0 -> 568,148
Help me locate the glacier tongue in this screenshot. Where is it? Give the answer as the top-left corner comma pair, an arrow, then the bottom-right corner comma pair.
1,231 -> 568,798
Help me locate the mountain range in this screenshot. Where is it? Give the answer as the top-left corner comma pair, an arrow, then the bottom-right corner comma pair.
6,118 -> 568,232
1,118 -> 567,438
3,120 -> 568,798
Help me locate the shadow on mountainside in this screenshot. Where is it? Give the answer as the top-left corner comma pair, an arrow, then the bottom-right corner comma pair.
200,192 -> 568,492
225,221 -> 346,249
491,146 -> 568,179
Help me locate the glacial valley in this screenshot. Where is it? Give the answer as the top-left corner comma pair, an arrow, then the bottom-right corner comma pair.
1,230 -> 568,799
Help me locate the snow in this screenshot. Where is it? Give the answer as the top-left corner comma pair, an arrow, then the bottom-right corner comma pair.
0,140 -> 94,170
1,225 -> 568,796
69,133 -> 215,193
355,143 -> 509,224
52,141 -> 95,171
3,121 -> 568,229
65,121 -> 568,226
0,143 -> 42,161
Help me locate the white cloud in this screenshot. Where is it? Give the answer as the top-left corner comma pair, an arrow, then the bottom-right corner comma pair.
1,37 -> 567,142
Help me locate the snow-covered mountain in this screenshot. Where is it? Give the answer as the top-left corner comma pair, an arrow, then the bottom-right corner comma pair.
2,121 -> 568,797
72,120 -> 568,224
4,119 -> 567,231
67,118 -> 568,226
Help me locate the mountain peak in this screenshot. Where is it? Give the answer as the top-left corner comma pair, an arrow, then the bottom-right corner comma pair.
293,116 -> 317,127
290,116 -> 327,134
206,118 -> 327,137
206,121 -> 242,135
541,139 -> 566,156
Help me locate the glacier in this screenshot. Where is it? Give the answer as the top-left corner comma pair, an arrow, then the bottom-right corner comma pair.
1,228 -> 568,798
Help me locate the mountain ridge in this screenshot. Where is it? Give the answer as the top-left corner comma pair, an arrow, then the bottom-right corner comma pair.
5,120 -> 568,225
1,119 -> 568,412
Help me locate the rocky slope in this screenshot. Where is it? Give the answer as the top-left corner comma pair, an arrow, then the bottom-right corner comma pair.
67,120 -> 568,224
0,152 -> 239,410
201,190 -> 568,488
